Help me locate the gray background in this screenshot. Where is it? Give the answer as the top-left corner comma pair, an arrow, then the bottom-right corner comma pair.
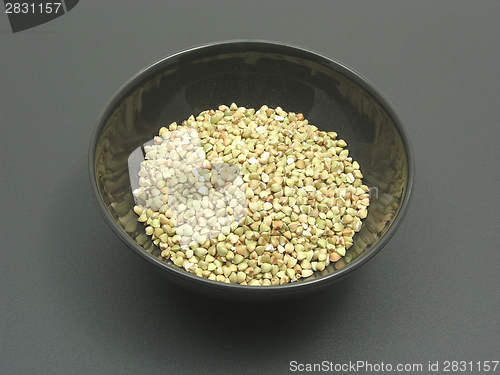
1,1 -> 499,374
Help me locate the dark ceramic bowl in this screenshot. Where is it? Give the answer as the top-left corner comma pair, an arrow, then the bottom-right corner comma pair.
88,40 -> 414,301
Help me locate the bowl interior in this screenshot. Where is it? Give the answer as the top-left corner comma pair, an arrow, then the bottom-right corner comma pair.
89,41 -> 413,297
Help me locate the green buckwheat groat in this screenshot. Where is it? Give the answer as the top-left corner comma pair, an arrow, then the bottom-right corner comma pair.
132,103 -> 370,285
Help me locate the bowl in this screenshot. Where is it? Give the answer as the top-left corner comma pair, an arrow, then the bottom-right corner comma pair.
88,40 -> 414,301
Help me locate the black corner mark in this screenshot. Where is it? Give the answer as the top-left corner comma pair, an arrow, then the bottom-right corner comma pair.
64,0 -> 77,12
4,0 -> 79,33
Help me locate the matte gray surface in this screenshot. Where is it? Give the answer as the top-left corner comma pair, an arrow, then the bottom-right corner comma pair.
1,2 -> 499,374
